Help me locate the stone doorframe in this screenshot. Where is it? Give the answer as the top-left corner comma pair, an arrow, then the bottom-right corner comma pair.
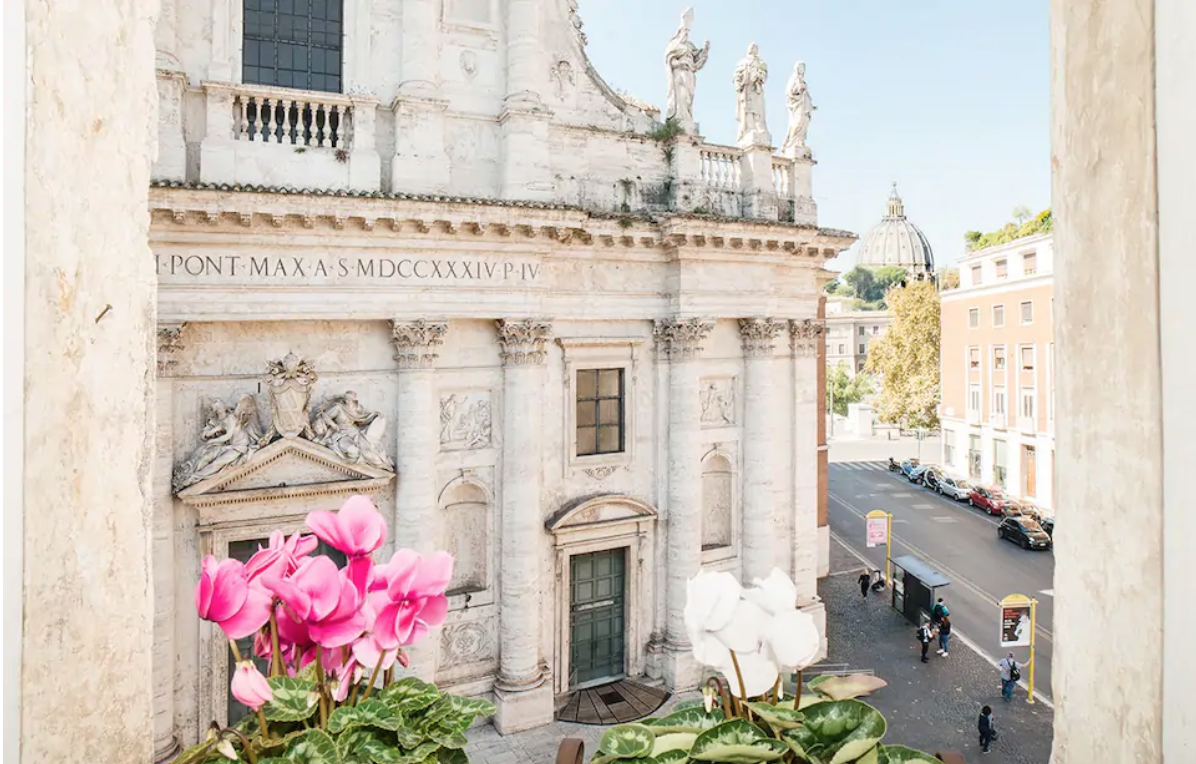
545,495 -> 658,697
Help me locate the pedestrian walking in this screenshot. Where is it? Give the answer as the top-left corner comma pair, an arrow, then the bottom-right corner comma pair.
917,620 -> 934,663
858,569 -> 871,598
998,652 -> 1030,701
936,616 -> 952,657
978,705 -> 995,753
931,597 -> 949,626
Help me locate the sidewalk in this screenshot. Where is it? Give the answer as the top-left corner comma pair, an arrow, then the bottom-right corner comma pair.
821,538 -> 1054,762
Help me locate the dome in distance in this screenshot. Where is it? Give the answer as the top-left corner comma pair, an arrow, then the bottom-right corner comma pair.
856,183 -> 935,275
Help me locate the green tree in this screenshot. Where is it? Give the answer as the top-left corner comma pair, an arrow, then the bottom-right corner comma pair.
826,364 -> 874,417
1011,205 -> 1033,225
842,266 -> 875,301
864,280 -> 940,429
868,266 -> 908,302
937,269 -> 960,290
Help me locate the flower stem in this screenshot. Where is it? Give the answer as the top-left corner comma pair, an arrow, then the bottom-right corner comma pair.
359,653 -> 386,704
315,646 -> 328,728
225,728 -> 258,764
704,676 -> 733,720
256,708 -> 271,741
268,611 -> 284,678
728,650 -> 748,715
772,678 -> 781,705
229,639 -> 243,663
795,668 -> 804,704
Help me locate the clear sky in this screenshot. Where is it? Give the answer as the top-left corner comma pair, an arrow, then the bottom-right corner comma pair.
579,1 -> 1050,271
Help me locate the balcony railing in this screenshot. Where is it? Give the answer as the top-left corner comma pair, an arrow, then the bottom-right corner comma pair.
229,85 -> 355,149
772,157 -> 793,196
699,145 -> 742,189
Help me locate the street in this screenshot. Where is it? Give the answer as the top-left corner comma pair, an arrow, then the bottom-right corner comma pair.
827,438 -> 1056,703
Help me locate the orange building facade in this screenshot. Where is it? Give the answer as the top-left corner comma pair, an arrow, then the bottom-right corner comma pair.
940,233 -> 1054,509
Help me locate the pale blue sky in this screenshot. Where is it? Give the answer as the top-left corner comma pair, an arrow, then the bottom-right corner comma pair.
580,1 -> 1050,271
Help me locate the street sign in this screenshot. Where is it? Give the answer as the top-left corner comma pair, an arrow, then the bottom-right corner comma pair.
866,516 -> 888,548
999,594 -> 1033,647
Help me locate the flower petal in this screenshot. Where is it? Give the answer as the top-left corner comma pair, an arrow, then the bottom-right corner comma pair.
724,650 -> 780,698
764,610 -> 821,669
218,585 -> 273,640
711,600 -> 769,654
744,568 -> 798,615
305,510 -> 345,553
338,495 -> 387,555
417,594 -> 449,629
384,550 -> 422,599
231,662 -> 273,710
412,552 -> 454,595
207,559 -> 250,623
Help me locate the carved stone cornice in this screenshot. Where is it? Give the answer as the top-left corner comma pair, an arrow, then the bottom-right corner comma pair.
391,320 -> 448,370
789,319 -> 826,357
738,317 -> 786,358
496,319 -> 553,366
157,322 -> 188,375
653,318 -> 714,361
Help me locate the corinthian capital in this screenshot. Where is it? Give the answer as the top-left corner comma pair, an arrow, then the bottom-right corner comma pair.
653,318 -> 714,361
738,317 -> 786,357
789,318 -> 825,356
157,322 -> 188,375
391,320 -> 448,369
496,318 -> 553,366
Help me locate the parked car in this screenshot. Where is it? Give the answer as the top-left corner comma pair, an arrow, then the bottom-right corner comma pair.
1040,515 -> 1055,536
909,464 -> 933,484
968,486 -> 1009,515
998,516 -> 1053,550
1002,503 -> 1026,518
922,468 -> 941,490
936,475 -> 972,501
900,459 -> 921,479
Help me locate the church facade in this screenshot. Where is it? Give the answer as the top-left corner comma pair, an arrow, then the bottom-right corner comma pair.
148,0 -> 853,755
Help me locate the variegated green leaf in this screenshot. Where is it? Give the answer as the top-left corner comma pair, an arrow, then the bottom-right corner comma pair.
263,677 -> 320,723
328,700 -> 404,734
649,732 -> 696,758
643,707 -> 723,734
653,751 -> 688,764
872,745 -> 940,764
598,724 -> 655,758
744,701 -> 805,730
436,749 -> 468,764
689,719 -> 787,763
389,743 -> 440,764
283,728 -> 341,764
809,675 -> 889,702
781,700 -> 887,764
380,678 -> 442,714
336,729 -> 401,764
670,698 -> 708,712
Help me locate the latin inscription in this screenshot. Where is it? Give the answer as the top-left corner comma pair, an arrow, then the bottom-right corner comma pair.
155,254 -> 542,285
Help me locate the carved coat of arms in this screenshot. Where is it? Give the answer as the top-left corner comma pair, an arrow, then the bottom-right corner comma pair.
262,352 -> 318,440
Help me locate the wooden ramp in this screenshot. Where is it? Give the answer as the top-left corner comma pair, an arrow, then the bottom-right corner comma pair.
555,679 -> 670,725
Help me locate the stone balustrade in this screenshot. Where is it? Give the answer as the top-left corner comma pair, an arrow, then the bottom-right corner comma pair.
229,85 -> 355,149
699,144 -> 743,189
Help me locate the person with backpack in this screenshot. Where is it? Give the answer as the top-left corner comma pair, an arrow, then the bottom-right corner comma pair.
936,616 -> 952,657
917,620 -> 934,663
858,569 -> 871,598
998,652 -> 1030,701
931,597 -> 949,626
978,705 -> 996,753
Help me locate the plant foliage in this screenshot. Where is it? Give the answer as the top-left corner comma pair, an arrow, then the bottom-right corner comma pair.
827,365 -> 873,418
863,281 -> 940,430
964,208 -> 1052,252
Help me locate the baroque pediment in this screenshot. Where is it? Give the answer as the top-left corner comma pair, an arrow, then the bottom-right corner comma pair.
546,494 -> 657,533
177,436 -> 394,509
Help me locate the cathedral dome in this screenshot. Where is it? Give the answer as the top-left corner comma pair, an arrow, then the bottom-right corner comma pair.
856,184 -> 935,275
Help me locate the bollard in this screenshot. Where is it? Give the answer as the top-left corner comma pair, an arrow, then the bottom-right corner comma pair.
556,738 -> 585,764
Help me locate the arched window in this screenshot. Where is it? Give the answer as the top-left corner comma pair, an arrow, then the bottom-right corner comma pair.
243,0 -> 344,93
701,455 -> 734,551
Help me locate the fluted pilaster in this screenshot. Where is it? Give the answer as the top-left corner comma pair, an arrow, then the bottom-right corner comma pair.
739,318 -> 787,580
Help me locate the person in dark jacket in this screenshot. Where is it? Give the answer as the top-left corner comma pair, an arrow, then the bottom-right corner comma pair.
917,620 -> 934,663
858,569 -> 870,598
936,616 -> 952,657
931,597 -> 949,625
978,705 -> 994,753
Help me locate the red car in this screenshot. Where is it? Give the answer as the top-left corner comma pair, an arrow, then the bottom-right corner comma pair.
968,485 -> 1009,515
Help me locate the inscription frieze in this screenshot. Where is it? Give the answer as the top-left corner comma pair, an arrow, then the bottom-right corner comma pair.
155,253 -> 542,285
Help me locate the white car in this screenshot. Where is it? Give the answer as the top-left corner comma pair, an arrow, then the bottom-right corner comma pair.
936,475 -> 972,501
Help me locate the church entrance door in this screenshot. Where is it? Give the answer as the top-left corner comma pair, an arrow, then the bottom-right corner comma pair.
569,548 -> 627,688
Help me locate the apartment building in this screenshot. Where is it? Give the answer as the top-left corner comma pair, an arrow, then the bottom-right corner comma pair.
940,233 -> 1054,509
825,298 -> 892,375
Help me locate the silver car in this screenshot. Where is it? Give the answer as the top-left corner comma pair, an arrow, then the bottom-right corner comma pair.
936,475 -> 972,501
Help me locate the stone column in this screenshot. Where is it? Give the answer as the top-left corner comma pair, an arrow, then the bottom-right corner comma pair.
739,318 -> 786,580
152,0 -> 186,182
499,0 -> 553,201
789,320 -> 824,604
153,324 -> 186,763
390,320 -> 448,682
390,0 -> 448,194
493,319 -> 555,733
504,0 -> 545,108
655,318 -> 714,691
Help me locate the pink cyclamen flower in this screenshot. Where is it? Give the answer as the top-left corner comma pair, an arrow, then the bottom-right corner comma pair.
245,531 -> 319,582
306,495 -> 387,558
370,550 -> 453,649
231,661 -> 273,710
195,556 -> 273,640
264,556 -> 371,649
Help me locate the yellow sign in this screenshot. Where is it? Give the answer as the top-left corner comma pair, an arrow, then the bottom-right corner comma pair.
865,510 -> 893,584
999,593 -> 1038,704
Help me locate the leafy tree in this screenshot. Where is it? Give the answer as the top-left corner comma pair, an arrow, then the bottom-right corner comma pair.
1011,205 -> 1032,225
965,208 -> 1052,251
826,364 -> 874,417
869,266 -> 907,299
842,266 -> 875,301
864,280 -> 940,429
937,269 -> 960,290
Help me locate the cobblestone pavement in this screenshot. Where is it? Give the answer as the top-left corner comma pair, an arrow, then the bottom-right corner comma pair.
465,531 -> 1053,764
824,538 -> 1054,763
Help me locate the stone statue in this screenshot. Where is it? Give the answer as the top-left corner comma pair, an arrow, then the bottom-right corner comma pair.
173,394 -> 263,492
311,391 -> 393,470
734,43 -> 769,144
261,352 -> 318,441
663,7 -> 709,132
782,61 -> 815,157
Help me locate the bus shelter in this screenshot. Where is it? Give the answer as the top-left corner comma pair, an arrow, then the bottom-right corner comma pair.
890,554 -> 951,625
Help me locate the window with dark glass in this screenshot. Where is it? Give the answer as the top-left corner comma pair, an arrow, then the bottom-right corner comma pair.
576,369 -> 625,457
225,537 -> 346,724
243,0 -> 344,93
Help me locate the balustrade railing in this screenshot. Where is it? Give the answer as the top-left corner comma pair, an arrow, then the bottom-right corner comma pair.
699,145 -> 742,189
230,85 -> 355,149
772,158 -> 793,196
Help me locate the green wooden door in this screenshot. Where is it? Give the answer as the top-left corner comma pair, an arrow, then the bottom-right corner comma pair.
569,548 -> 627,688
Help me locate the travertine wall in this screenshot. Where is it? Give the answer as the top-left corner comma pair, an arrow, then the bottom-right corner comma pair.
1050,0 -> 1163,761
22,0 -> 159,762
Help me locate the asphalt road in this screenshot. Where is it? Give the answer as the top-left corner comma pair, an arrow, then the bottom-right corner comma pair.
827,455 -> 1056,703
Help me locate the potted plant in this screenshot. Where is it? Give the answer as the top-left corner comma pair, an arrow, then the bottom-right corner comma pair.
177,495 -> 494,764
587,569 -> 939,764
